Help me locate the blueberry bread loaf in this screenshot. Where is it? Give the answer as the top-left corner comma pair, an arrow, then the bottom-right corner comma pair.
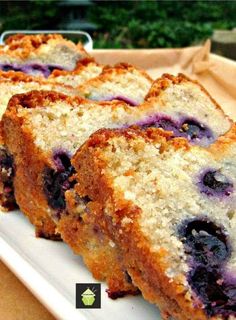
0,73 -> 78,210
78,63 -> 153,105
48,58 -> 103,88
65,126 -> 236,319
0,34 -> 88,77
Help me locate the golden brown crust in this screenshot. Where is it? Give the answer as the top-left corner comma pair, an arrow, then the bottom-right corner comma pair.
0,77 -> 79,211
0,70 -> 42,82
145,73 -> 226,116
0,71 -> 81,96
49,57 -> 98,78
70,128 -> 199,317
77,62 -> 153,93
5,34 -> 65,48
6,90 -> 84,112
145,73 -> 189,99
102,62 -> 153,82
6,89 -> 129,115
1,33 -> 88,60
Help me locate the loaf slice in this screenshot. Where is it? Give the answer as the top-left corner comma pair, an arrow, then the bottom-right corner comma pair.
0,73 -> 78,210
3,90 -> 155,296
0,34 -> 88,77
67,125 -> 236,320
78,63 -> 153,105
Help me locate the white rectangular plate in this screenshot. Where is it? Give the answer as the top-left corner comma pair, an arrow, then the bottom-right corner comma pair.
0,210 -> 160,320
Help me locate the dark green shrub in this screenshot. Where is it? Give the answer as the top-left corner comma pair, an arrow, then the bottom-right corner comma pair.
87,1 -> 236,48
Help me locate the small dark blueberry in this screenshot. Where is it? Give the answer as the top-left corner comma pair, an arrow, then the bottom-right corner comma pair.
43,152 -> 75,210
47,65 -> 63,75
179,218 -> 230,266
0,148 -> 17,209
53,151 -> 72,172
138,115 -> 179,134
179,118 -> 213,142
201,170 -> 233,196
189,266 -> 236,317
1,64 -> 14,72
124,271 -> 133,284
2,63 -> 22,72
197,169 -> 233,198
0,148 -> 14,172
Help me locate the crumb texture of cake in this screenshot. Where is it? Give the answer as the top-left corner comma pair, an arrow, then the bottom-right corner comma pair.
48,58 -> 103,87
69,126 -> 236,320
78,63 -> 153,105
0,34 -> 89,76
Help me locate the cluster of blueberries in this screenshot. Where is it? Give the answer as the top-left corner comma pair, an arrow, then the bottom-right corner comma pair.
138,114 -> 214,145
0,148 -> 15,210
43,151 -> 75,212
178,169 -> 235,317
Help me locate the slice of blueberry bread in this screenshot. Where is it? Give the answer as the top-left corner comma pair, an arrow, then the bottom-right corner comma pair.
48,58 -> 103,88
0,73 -> 78,211
67,126 -> 236,320
3,90 -> 160,295
0,34 -> 89,77
77,63 -> 153,105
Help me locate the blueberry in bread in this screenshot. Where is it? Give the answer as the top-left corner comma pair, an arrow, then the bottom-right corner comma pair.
0,34 -> 88,77
66,126 -> 236,319
0,72 -> 78,210
78,63 -> 153,105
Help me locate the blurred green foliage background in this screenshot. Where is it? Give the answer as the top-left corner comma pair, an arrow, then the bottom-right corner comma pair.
0,0 -> 235,49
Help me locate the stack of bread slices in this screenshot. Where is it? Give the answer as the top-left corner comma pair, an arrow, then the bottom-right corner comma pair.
1,33 -> 235,320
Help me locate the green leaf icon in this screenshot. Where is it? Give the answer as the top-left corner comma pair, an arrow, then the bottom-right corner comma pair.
81,288 -> 96,306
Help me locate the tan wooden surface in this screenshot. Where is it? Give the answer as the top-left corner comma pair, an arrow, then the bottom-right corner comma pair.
0,261 -> 55,320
